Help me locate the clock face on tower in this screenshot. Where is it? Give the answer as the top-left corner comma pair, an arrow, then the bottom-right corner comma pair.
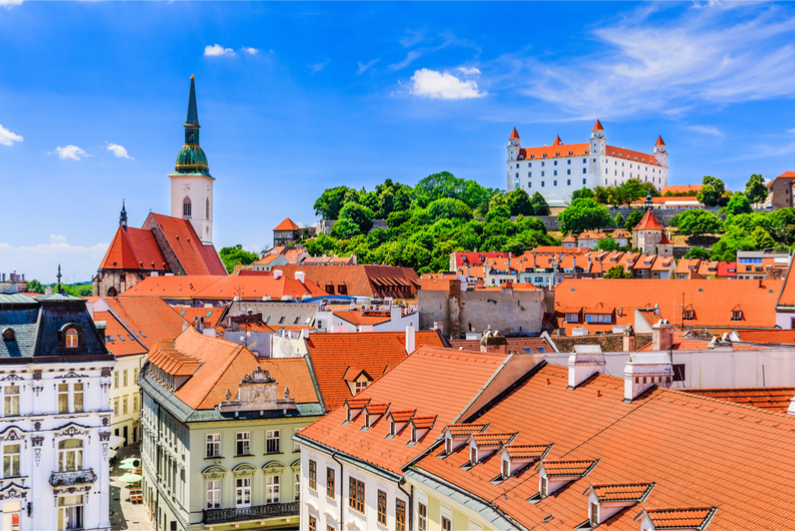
183,184 -> 191,193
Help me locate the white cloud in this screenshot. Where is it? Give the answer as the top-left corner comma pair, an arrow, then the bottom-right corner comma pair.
686,125 -> 725,138
54,145 -> 88,161
357,59 -> 379,75
308,59 -> 330,74
519,4 -> 795,119
204,44 -> 236,57
390,50 -> 424,71
400,29 -> 426,48
106,143 -> 132,159
788,128 -> 795,134
0,124 -> 22,146
410,68 -> 487,100
457,66 -> 481,76
241,47 -> 259,55
0,235 -> 108,284
0,0 -> 23,7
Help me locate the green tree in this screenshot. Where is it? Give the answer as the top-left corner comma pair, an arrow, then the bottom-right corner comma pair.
387,210 -> 411,228
675,210 -> 723,236
594,237 -> 619,252
338,202 -> 375,234
572,187 -> 594,201
313,186 -> 351,219
725,194 -> 753,216
613,212 -> 625,228
683,247 -> 710,259
219,245 -> 259,273
593,186 -> 612,204
624,210 -> 644,230
304,234 -> 338,256
506,189 -> 534,216
427,198 -> 473,222
531,192 -> 550,215
558,198 -> 612,234
613,179 -> 649,207
27,279 -> 44,294
604,266 -> 631,279
330,218 -> 362,239
697,176 -> 726,207
745,174 -> 768,205
710,226 -> 760,261
485,204 -> 511,223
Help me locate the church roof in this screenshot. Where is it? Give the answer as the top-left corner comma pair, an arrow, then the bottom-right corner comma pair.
172,75 -> 212,178
148,214 -> 226,276
509,128 -> 520,139
99,226 -> 170,272
633,209 -> 664,231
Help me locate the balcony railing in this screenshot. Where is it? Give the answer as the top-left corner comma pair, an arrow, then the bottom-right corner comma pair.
49,468 -> 98,487
202,501 -> 299,525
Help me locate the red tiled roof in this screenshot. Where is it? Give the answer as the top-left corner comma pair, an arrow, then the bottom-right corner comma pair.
388,409 -> 415,423
174,307 -> 225,328
411,415 -> 436,429
638,332 -> 762,352
593,120 -> 604,131
589,483 -> 653,502
94,311 -> 147,357
717,262 -> 737,277
660,184 -> 702,195
542,459 -> 596,477
552,135 -> 563,146
447,424 -> 488,438
454,252 -> 510,269
633,209 -> 664,231
97,297 -> 185,349
118,276 -> 224,300
641,507 -> 715,530
509,128 -> 520,139
99,227 -> 170,272
655,135 -> 665,146
472,432 -> 516,447
305,331 -> 445,410
449,337 -> 552,355
504,444 -> 550,460
149,214 -> 226,276
274,218 -> 301,231
192,274 -> 324,301
681,387 -> 795,413
298,346 -> 509,475
733,328 -> 795,344
333,310 -> 391,326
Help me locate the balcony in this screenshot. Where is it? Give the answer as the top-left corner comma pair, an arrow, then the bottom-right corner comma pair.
49,468 -> 98,487
202,501 -> 299,525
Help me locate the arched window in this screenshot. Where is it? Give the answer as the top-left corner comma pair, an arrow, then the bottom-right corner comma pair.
183,197 -> 192,217
206,198 -> 210,220
66,329 -> 78,348
58,439 -> 84,471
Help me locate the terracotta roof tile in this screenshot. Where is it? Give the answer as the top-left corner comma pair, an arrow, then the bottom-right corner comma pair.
174,307 -> 225,328
633,209 -> 665,231
449,337 -> 552,355
504,444 -> 550,460
118,276 -> 223,300
660,184 -> 702,195
472,432 -> 516,447
96,297 -> 185,350
99,227 -> 170,272
447,424 -> 488,437
641,507 -> 715,530
542,459 -> 596,477
509,128 -> 520,139
681,387 -> 795,413
589,482 -> 653,502
149,214 -> 226,276
274,217 -> 301,231
388,409 -> 416,423
411,416 -> 437,429
93,311 -> 147,357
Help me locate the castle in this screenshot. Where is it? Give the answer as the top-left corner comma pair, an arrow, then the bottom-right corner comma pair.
507,121 -> 668,207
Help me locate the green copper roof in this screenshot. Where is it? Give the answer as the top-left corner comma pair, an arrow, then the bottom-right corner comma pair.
173,75 -> 212,178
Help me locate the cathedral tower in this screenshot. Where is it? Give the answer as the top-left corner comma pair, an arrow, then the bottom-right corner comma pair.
169,75 -> 214,244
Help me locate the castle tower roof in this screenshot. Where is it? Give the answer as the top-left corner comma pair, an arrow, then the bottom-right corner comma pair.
592,119 -> 604,131
655,135 -> 666,146
552,135 -> 563,146
509,128 -> 520,139
633,209 -> 664,231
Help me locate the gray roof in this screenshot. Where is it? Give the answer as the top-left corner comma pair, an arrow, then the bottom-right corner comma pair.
225,301 -> 319,328
0,294 -> 38,305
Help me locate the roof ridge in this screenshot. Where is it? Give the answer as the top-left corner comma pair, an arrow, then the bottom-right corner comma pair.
662,386 -> 795,420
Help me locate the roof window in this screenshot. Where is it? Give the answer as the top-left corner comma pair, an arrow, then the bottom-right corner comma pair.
363,402 -> 389,428
409,416 -> 436,445
501,444 -> 552,481
537,459 -> 597,498
636,507 -> 717,531
585,483 -> 654,526
442,424 -> 488,457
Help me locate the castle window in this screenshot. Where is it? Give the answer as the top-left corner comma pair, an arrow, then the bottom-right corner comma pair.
206,198 -> 210,220
66,329 -> 79,348
567,179 -> 571,185
583,168 -> 587,174
183,197 -> 192,217
554,170 -> 558,176
567,169 -> 571,175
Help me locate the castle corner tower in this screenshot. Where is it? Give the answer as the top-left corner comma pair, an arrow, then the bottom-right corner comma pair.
169,75 -> 214,244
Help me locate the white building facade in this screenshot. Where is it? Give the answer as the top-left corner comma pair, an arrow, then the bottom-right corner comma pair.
507,121 -> 668,207
0,293 -> 116,531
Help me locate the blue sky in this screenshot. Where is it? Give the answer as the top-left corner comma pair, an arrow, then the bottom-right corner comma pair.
2,1 -> 795,283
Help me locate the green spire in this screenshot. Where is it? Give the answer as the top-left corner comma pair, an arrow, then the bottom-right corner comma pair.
173,75 -> 212,177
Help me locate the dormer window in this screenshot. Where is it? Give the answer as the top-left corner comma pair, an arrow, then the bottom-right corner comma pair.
470,446 -> 477,466
502,459 -> 510,480
540,476 -> 548,497
411,427 -> 418,443
590,502 -> 599,526
731,310 -> 742,321
66,329 -> 78,348
683,309 -> 695,320
355,381 -> 368,394
445,437 -> 452,455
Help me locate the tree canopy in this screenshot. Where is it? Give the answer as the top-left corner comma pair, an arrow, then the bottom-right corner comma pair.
745,174 -> 768,205
697,176 -> 727,207
674,209 -> 724,236
557,198 -> 612,234
220,245 -> 260,274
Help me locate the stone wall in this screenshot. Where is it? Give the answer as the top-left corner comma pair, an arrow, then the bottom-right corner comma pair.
547,333 -> 653,353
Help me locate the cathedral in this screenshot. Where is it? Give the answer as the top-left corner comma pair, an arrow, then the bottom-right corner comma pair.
92,77 -> 227,297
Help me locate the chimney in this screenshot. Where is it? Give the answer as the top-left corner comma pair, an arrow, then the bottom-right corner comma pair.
433,322 -> 444,334
652,319 -> 674,351
273,270 -> 283,280
405,323 -> 416,354
295,271 -> 305,284
95,321 -> 106,341
623,351 -> 673,402
623,325 -> 636,352
391,305 -> 401,322
567,345 -> 606,389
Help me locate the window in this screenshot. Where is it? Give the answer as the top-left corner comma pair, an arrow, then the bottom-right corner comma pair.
565,313 -> 579,323
3,386 -> 18,417
57,495 -> 83,531
470,446 -> 477,466
122,397 -> 128,415
583,168 -> 587,174
682,310 -> 695,320
541,181 -> 545,187
590,502 -> 599,526
338,285 -> 348,295
132,393 -> 137,414
326,468 -> 335,498
236,477 -> 251,507
206,434 -> 220,458
58,383 -> 69,413
732,310 -> 743,321
445,438 -> 452,455
309,516 -> 317,531
540,476 -> 548,497
295,472 -> 301,501
418,503 -> 428,531
114,371 -> 119,389
74,383 -> 84,413
183,197 -> 192,217
266,430 -> 280,454
3,444 -> 19,477
554,170 -> 558,176
133,368 -> 139,384
585,314 -> 611,324
442,517 -> 452,531
278,316 -> 285,324
583,178 -> 587,184
58,439 -> 83,471
502,459 -> 510,479
355,381 -> 368,394
377,490 -> 387,525
673,364 -> 686,382
396,499 -> 406,530
206,198 -> 210,220
554,180 -> 557,186
65,329 -> 78,348
113,398 -> 119,416
236,432 -> 250,456
206,480 -> 221,509
123,369 -> 128,387
308,460 -> 317,490
266,474 -> 280,504
349,477 -> 365,513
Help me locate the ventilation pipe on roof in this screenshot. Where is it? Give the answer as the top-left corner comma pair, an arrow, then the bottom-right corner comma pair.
623,351 -> 672,402
405,323 -> 416,354
273,270 -> 283,280
652,320 -> 674,351
567,345 -> 606,389
623,325 -> 636,352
